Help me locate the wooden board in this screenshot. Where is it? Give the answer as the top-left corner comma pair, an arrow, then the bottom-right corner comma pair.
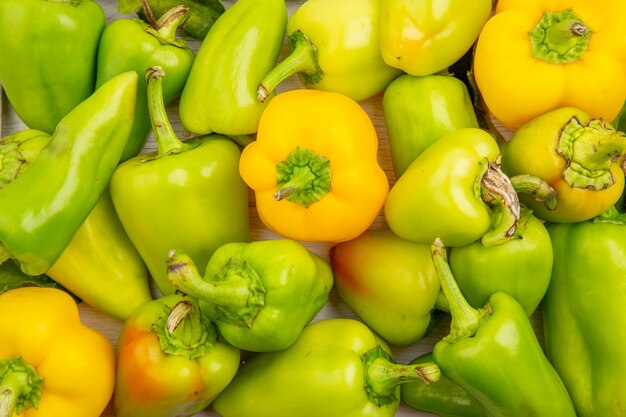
0,1 -> 543,416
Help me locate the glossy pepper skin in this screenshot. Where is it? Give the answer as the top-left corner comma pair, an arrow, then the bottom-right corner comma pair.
0,71 -> 138,276
379,0 -> 491,76
449,210 -> 553,316
401,352 -> 489,417
179,0 -> 286,136
384,128 -> 521,248
500,107 -> 626,223
474,0 -> 626,131
0,130 -> 151,321
110,67 -> 249,295
431,239 -> 577,417
258,0 -> 402,103
114,294 -> 240,417
543,208 -> 626,416
0,287 -> 116,417
383,74 -> 479,178
240,89 -> 389,243
330,228 -> 440,346
212,318 -> 440,417
96,2 -> 195,162
167,239 -> 333,352
0,0 -> 105,134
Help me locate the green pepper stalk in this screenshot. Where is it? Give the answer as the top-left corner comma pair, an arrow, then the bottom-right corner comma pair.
431,238 -> 577,416
0,130 -> 50,187
114,294 -> 240,417
212,318 -> 440,417
95,0 -> 195,162
543,206 -> 626,416
0,71 -> 138,276
0,356 -> 44,417
110,66 -> 250,296
166,239 -> 333,352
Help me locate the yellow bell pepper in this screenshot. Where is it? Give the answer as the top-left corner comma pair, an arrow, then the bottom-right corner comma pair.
239,89 -> 389,243
474,0 -> 626,131
0,287 -> 116,417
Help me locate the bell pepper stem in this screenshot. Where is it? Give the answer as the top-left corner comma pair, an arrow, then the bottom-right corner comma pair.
480,157 -> 521,246
0,356 -> 44,417
274,146 -> 332,208
146,66 -> 192,157
155,5 -> 189,42
510,174 -> 558,210
166,250 -> 266,328
140,0 -> 159,29
530,8 -> 592,64
257,30 -> 323,102
431,238 -> 489,344
362,345 -> 440,407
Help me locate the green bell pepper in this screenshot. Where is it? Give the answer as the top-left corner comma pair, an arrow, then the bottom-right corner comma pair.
330,228 -> 440,346
178,0 -> 287,136
111,67 -> 249,296
383,74 -> 479,178
0,0 -> 105,134
401,352 -> 488,417
258,0 -> 402,103
166,239 -> 333,352
448,209 -> 553,316
114,294 -> 240,417
0,71 -> 138,276
431,238 -> 577,417
0,129 -> 151,320
96,1 -> 195,162
543,207 -> 626,416
212,318 -> 440,417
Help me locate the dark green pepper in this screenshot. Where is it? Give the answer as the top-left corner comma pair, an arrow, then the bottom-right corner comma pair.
166,239 -> 333,352
431,238 -> 577,417
401,352 -> 488,417
0,0 -> 105,133
0,71 -> 138,276
449,209 -> 553,316
110,67 -> 250,296
543,207 -> 626,416
383,74 -> 479,178
178,0 -> 287,136
96,1 -> 195,162
212,318 -> 440,417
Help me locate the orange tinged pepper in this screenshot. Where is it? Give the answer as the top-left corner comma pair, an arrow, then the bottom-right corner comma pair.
239,89 -> 389,243
474,0 -> 626,131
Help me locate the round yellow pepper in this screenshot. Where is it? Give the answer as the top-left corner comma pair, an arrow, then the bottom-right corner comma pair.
474,0 -> 626,131
239,89 -> 389,243
0,287 -> 116,417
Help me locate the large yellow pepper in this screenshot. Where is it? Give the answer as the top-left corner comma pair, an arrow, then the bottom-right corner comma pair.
474,0 -> 626,131
0,287 -> 116,417
239,89 -> 389,243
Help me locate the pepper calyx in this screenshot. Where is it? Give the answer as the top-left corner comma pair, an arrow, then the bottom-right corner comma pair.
529,8 -> 592,64
557,116 -> 626,190
275,146 -> 332,208
0,356 -> 44,417
362,345 -> 440,407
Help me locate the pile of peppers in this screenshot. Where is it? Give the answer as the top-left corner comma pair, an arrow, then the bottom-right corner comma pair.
1,0 -> 626,416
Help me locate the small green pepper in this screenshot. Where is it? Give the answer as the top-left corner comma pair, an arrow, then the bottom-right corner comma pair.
0,0 -> 105,133
114,294 -> 240,417
178,0 -> 287,136
0,71 -> 138,276
383,74 -> 479,178
401,352 -> 489,417
543,207 -> 626,416
96,1 -> 195,162
212,318 -> 440,417
431,238 -> 577,417
166,239 -> 333,352
110,67 -> 250,295
258,0 -> 402,102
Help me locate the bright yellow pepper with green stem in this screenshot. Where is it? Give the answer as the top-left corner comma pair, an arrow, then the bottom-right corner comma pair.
474,0 -> 626,131
0,287 -> 116,417
379,0 -> 492,76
